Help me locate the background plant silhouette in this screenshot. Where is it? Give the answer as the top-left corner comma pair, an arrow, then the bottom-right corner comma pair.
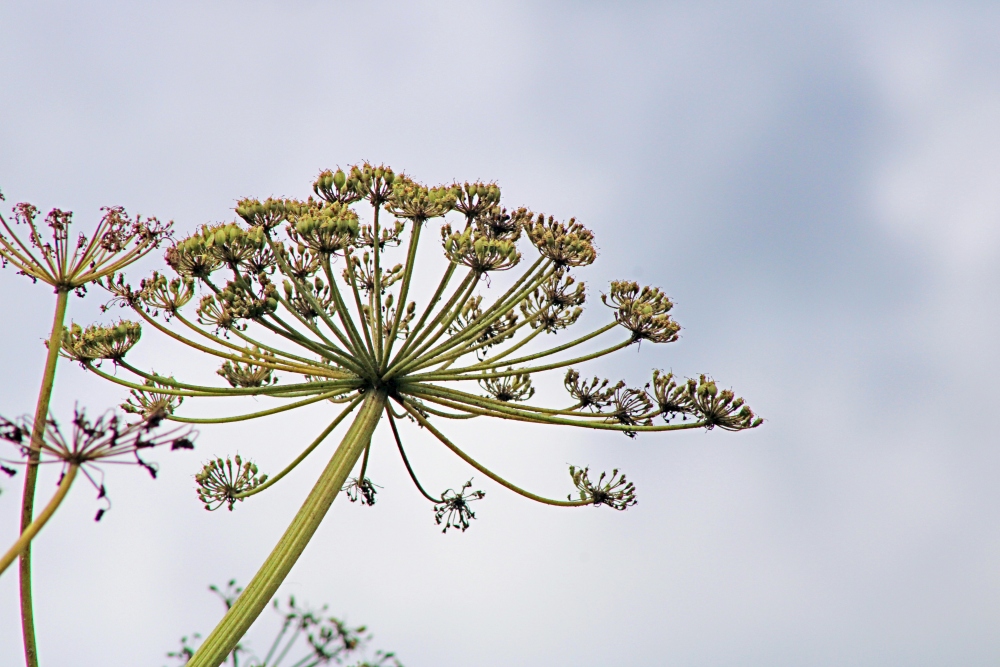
166,579 -> 401,667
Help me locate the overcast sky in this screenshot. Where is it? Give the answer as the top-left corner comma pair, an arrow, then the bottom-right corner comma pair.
2,2 -> 1000,666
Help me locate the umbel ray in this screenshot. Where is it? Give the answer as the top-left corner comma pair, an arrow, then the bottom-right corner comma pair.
77,163 -> 761,666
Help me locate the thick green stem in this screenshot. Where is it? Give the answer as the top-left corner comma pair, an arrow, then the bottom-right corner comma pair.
19,288 -> 69,667
2,466 -> 78,576
188,390 -> 387,667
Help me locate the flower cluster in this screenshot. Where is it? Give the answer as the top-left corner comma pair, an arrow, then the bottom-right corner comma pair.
602,281 -> 680,343
525,214 -> 597,268
480,370 -> 535,402
121,378 -> 184,420
1,201 -> 172,292
442,224 -> 521,275
195,455 -> 267,511
521,270 -> 586,332
342,476 -> 379,506
684,375 -> 763,431
60,320 -> 142,363
568,466 -> 637,510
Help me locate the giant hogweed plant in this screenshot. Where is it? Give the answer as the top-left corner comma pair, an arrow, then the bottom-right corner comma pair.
0,191 -> 180,667
89,164 -> 762,666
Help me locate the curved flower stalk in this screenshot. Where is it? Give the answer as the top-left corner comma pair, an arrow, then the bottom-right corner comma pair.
0,408 -> 195,576
166,579 -> 402,667
0,190 -> 172,666
90,164 -> 761,666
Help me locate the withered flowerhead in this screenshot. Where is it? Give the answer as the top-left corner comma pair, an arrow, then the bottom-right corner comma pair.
0,407 -> 195,517
434,481 -> 485,533
342,476 -> 379,506
606,385 -> 654,437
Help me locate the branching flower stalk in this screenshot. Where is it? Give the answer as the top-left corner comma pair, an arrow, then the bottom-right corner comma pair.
0,408 -> 195,575
90,164 -> 762,666
0,190 -> 171,666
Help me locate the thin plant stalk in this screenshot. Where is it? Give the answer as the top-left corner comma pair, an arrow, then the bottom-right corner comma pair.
19,288 -> 68,667
2,465 -> 77,576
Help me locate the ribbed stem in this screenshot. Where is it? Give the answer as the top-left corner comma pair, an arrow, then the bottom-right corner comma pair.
187,390 -> 387,667
20,288 -> 69,667
2,466 -> 78,576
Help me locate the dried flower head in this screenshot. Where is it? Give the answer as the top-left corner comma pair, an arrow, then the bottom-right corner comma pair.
568,465 -> 637,510
474,205 -> 529,242
195,455 -> 267,511
651,370 -> 692,422
342,476 -> 379,506
0,408 -> 195,517
434,481 -> 485,533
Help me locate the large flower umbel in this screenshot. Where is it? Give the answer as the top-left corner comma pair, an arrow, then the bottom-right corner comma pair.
88,165 -> 762,666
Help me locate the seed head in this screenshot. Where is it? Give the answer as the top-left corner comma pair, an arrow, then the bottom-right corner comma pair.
195,454 -> 267,511
60,320 -> 142,363
568,465 -> 637,510
480,370 -> 535,402
564,369 -> 624,411
441,225 -> 521,275
606,385 -> 654,437
454,181 -> 501,221
685,375 -> 763,431
388,175 -> 458,221
217,348 -> 278,388
525,214 -> 597,268
121,377 -> 184,420
602,281 -> 680,343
